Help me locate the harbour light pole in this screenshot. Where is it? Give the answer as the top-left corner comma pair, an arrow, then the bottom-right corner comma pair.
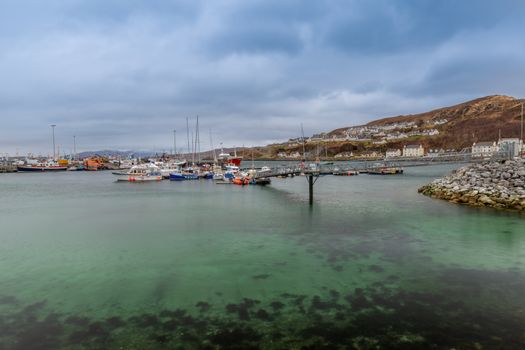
73,135 -> 76,161
521,102 -> 523,147
51,124 -> 56,161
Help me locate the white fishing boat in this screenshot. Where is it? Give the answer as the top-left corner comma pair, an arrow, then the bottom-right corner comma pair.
211,164 -> 224,180
114,164 -> 162,182
155,162 -> 183,179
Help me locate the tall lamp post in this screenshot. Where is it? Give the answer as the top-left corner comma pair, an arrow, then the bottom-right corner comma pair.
51,124 -> 56,161
519,102 -> 525,155
521,102 -> 523,144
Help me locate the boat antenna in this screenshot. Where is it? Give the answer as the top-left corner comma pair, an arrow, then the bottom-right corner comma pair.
173,129 -> 177,157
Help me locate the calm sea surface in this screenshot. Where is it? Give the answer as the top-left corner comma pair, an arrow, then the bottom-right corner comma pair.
1,163 -> 525,349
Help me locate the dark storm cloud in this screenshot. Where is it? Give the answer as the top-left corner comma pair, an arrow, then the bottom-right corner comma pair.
322,0 -> 523,54
0,0 -> 524,154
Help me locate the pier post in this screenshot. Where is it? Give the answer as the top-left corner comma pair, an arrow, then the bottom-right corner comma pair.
308,174 -> 314,205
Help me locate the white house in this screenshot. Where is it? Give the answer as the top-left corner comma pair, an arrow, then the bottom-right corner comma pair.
403,144 -> 425,157
385,149 -> 401,158
334,152 -> 354,158
471,141 -> 497,157
497,138 -> 523,158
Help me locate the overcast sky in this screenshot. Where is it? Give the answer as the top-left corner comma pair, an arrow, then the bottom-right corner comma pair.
1,0 -> 525,155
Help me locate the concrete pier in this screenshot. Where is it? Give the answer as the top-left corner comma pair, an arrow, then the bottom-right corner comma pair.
0,165 -> 17,173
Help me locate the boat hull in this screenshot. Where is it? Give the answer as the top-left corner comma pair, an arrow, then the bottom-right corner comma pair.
333,171 -> 359,176
169,173 -> 199,181
17,166 -> 67,172
116,175 -> 162,182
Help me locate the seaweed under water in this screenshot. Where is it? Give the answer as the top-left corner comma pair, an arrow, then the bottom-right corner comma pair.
2,278 -> 525,350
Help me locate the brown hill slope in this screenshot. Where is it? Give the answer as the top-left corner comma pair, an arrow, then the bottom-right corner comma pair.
332,95 -> 524,150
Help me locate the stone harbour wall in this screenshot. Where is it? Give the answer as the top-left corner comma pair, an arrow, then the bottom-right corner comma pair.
418,159 -> 525,211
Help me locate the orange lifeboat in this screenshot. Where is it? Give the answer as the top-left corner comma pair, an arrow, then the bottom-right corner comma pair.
232,177 -> 249,185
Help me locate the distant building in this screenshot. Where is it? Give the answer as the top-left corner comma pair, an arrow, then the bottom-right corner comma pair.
403,144 -> 425,157
471,141 -> 497,157
497,138 -> 523,158
310,132 -> 327,141
361,151 -> 382,158
289,152 -> 302,159
385,149 -> 401,158
372,139 -> 386,145
334,152 -> 354,158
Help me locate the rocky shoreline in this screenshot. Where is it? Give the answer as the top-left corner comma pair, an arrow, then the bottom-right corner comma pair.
418,159 -> 525,211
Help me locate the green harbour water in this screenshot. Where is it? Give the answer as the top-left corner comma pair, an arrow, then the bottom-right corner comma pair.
1,164 -> 525,349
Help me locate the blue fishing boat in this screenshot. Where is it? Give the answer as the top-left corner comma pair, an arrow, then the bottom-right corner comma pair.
169,171 -> 199,181
184,173 -> 199,180
169,172 -> 185,181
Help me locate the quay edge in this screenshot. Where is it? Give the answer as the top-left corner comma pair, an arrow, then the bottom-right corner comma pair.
0,165 -> 17,173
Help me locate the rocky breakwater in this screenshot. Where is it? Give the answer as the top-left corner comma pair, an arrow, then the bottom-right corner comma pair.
418,159 -> 525,211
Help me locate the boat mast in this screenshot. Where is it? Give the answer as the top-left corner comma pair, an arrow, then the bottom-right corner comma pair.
73,135 -> 76,161
209,129 -> 217,164
51,124 -> 56,161
186,117 -> 190,161
195,116 -> 201,163
191,125 -> 195,165
173,129 -> 177,157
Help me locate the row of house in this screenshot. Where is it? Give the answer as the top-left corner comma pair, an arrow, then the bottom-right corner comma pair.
277,138 -> 524,160
276,151 -> 302,159
386,144 -> 425,158
472,138 -> 523,158
286,120 -> 444,147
